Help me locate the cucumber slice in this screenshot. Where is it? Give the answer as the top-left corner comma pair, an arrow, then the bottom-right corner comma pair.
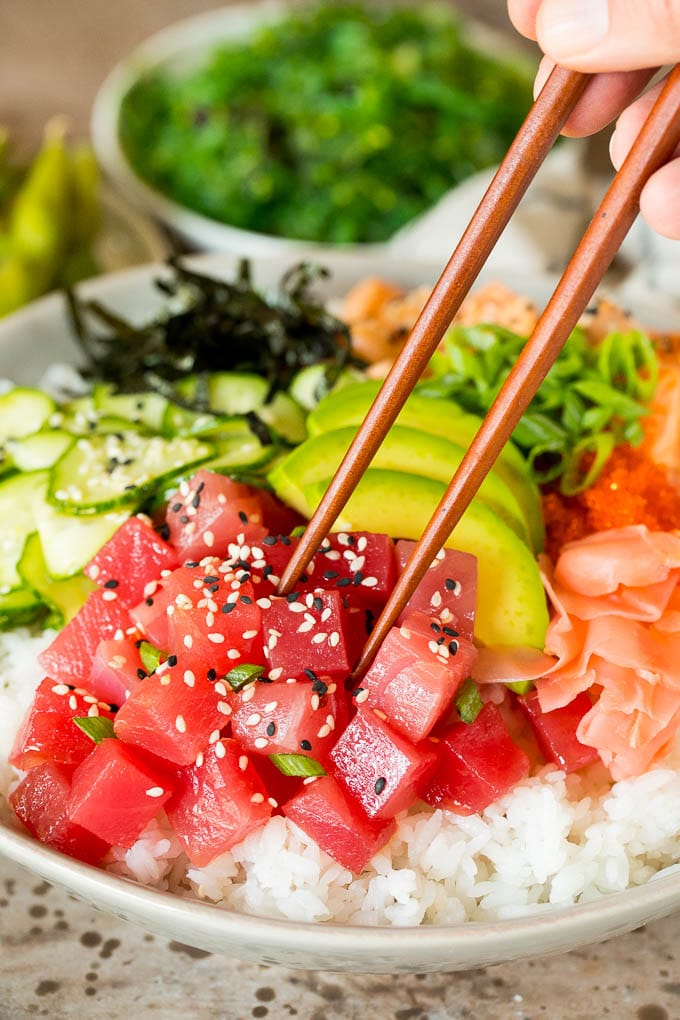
18,532 -> 95,625
162,403 -> 244,438
48,431 -> 214,512
0,388 -> 56,441
208,373 -> 269,415
94,384 -> 169,431
7,429 -> 74,471
33,497 -> 130,579
257,392 -> 307,445
288,364 -> 364,411
0,585 -> 45,629
0,471 -> 49,591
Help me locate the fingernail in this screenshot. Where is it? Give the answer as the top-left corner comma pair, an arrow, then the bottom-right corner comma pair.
540,0 -> 609,59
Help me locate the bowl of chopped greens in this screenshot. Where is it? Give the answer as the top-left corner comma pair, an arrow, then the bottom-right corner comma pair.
92,0 -> 533,256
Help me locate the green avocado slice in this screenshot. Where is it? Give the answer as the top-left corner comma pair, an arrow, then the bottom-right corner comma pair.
270,424 -> 532,546
306,382 -> 544,551
303,468 -> 549,649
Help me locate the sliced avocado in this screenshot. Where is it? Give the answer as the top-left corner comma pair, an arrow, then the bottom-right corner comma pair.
307,382 -> 544,551
303,468 -> 549,649
270,424 -> 532,546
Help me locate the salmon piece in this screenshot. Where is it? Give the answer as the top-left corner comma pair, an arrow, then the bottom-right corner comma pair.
453,282 -> 538,335
340,277 -> 404,325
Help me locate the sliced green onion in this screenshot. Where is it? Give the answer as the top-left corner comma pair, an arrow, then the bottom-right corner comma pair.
269,753 -> 326,777
455,677 -> 483,724
73,716 -> 116,744
139,641 -> 164,674
225,663 -> 265,692
560,432 -> 615,496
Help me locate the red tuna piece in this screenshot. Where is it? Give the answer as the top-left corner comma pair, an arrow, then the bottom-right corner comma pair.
87,637 -> 146,706
309,531 -> 397,612
166,738 -> 272,866
261,589 -> 363,681
10,761 -> 109,865
84,515 -> 178,608
68,739 -> 173,849
421,702 -> 530,814
114,663 -> 229,766
330,709 -> 437,820
359,611 -> 476,742
231,677 -> 347,764
517,690 -> 599,773
165,470 -> 267,562
284,775 -> 396,873
9,677 -> 116,771
38,589 -> 132,688
395,540 -> 477,639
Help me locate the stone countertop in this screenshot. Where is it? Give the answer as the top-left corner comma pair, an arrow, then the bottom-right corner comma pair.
1,854 -> 679,1020
2,2 -> 680,1016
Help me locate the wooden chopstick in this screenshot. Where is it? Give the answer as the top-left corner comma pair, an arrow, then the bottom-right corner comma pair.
351,62 -> 680,679
276,64 -> 589,596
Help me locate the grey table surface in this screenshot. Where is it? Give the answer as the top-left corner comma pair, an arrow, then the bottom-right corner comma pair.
1,2 -> 679,1017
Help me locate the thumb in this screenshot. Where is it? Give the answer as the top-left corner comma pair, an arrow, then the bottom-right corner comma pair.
535,0 -> 680,71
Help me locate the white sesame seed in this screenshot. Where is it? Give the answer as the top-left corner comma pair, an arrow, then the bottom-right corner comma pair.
183,634 -> 193,648
329,632 -> 340,647
205,612 -> 215,627
311,632 -> 327,644
246,713 -> 262,727
242,629 -> 258,640
239,755 -> 249,771
430,590 -> 443,608
89,564 -> 100,580
311,693 -> 320,711
102,590 -> 118,602
51,684 -> 70,696
183,670 -> 195,687
87,705 -> 99,717
214,681 -> 228,697
217,701 -> 232,716
321,607 -> 332,623
215,741 -> 226,759
355,689 -> 369,704
317,724 -> 331,739
69,695 -> 78,711
160,675 -> 172,686
254,737 -> 268,750
175,714 -> 187,733
269,667 -> 283,681
209,729 -> 221,744
303,775 -> 319,785
204,530 -> 215,547
257,597 -> 272,609
263,701 -> 278,713
195,752 -> 204,767
241,686 -> 256,702
361,576 -> 378,588
268,797 -> 278,808
208,633 -> 225,644
250,792 -> 265,804
227,648 -> 241,659
145,787 -> 165,798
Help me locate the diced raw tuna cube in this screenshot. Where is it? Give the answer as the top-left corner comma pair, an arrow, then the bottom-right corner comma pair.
9,677 -> 116,771
87,637 -> 146,706
261,589 -> 362,680
84,515 -> 178,608
231,677 -> 346,764
113,664 -> 229,766
330,709 -> 437,820
395,540 -> 477,639
68,739 -> 173,848
311,531 -> 397,612
166,738 -> 272,866
165,470 -> 268,562
517,690 -> 599,772
10,761 -> 109,865
38,589 -> 132,688
359,611 -> 476,742
420,702 -> 530,814
284,775 -> 396,873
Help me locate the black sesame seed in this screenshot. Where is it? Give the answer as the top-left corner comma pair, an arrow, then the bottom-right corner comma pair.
312,596 -> 323,612
137,669 -> 147,680
203,575 -> 219,584
235,559 -> 251,571
443,626 -> 459,637
280,536 -> 291,546
145,597 -> 154,607
158,523 -> 170,541
352,571 -> 364,586
448,640 -> 459,655
196,481 -> 205,494
266,722 -> 276,737
430,622 -> 441,633
304,668 -> 318,681
312,680 -> 328,696
207,669 -> 217,682
263,565 -> 273,578
285,592 -> 300,603
185,561 -> 199,568
103,579 -> 119,589
300,739 -> 312,751
444,578 -> 458,591
346,535 -> 356,546
238,573 -> 251,585
322,570 -> 339,581
351,687 -> 364,698
436,636 -> 445,646
240,595 -> 253,605
180,515 -> 189,525
336,577 -> 351,588
209,584 -> 219,594
191,492 -> 201,509
238,511 -> 248,523
134,639 -> 143,648
262,536 -> 277,546
222,603 -> 235,614
167,655 -> 178,667
374,777 -> 387,795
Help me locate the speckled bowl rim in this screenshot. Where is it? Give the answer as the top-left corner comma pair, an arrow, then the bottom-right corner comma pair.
1,251 -> 679,973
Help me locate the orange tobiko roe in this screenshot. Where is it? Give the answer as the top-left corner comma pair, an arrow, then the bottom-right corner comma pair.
542,445 -> 680,563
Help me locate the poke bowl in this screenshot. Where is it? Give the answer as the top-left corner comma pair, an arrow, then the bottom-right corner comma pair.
1,251 -> 680,973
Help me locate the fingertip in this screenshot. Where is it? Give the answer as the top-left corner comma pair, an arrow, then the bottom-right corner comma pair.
533,55 -> 555,99
507,0 -> 541,40
640,160 -> 680,241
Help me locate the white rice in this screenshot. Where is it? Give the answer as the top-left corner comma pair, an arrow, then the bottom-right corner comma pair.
3,629 -> 680,927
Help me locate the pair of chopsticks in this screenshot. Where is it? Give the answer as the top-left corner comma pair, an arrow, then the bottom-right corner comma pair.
278,63 -> 680,679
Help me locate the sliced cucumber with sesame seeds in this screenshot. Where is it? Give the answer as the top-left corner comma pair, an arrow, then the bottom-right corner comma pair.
0,470 -> 49,592
33,497 -> 130,579
93,384 -> 169,432
18,532 -> 95,626
0,585 -> 45,629
48,430 -> 215,513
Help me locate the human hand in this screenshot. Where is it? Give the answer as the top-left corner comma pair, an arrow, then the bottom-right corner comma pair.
508,0 -> 680,239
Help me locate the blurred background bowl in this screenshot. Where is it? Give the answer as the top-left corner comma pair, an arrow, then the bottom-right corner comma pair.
91,1 -> 533,258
